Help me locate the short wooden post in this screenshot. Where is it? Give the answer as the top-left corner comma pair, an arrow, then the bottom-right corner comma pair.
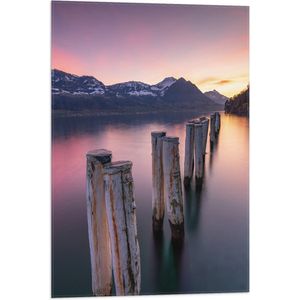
86,149 -> 113,296
103,161 -> 141,296
194,123 -> 204,184
162,136 -> 184,240
151,131 -> 166,231
184,123 -> 195,186
210,113 -> 216,143
200,117 -> 209,157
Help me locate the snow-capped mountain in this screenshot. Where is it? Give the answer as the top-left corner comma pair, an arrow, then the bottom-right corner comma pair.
107,81 -> 156,97
52,69 -> 176,98
204,89 -> 229,105
52,69 -> 223,115
52,69 -> 106,95
150,77 -> 177,96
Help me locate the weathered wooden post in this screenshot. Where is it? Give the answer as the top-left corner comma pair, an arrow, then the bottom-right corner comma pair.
200,117 -> 209,157
103,161 -> 141,296
183,123 -> 195,186
86,149 -> 113,296
151,131 -> 166,231
194,123 -> 204,184
210,113 -> 216,143
162,136 -> 184,240
215,112 -> 220,134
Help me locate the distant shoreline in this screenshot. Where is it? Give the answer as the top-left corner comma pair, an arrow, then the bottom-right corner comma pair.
52,107 -> 224,118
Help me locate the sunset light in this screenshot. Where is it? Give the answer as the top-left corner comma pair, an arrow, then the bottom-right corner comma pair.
52,2 -> 249,97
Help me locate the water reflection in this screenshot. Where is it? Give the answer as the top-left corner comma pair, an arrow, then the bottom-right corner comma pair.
184,182 -> 204,233
152,230 -> 184,294
52,111 -> 249,297
209,129 -> 220,171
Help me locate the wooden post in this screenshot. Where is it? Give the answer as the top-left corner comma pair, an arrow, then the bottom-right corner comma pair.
194,123 -> 204,184
200,117 -> 209,157
103,161 -> 141,296
215,112 -> 220,134
162,136 -> 184,240
151,131 -> 166,231
86,149 -> 113,296
210,113 -> 216,143
183,123 -> 195,186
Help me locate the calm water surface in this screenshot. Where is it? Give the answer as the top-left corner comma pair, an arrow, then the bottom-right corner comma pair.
52,111 -> 249,297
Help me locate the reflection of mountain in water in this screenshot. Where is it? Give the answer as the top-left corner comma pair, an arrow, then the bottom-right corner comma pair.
52,111 -> 216,139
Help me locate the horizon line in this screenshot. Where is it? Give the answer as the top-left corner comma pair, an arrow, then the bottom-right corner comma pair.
52,67 -> 248,96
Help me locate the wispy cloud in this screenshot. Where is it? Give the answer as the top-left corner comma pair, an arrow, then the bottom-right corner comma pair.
216,79 -> 233,85
196,77 -> 218,85
197,78 -> 233,86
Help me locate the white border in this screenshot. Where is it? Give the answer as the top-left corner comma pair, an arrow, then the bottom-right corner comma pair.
1,0 -> 300,300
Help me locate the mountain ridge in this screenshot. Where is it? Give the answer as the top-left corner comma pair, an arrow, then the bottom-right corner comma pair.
204,89 -> 229,105
225,87 -> 249,116
52,69 -> 223,115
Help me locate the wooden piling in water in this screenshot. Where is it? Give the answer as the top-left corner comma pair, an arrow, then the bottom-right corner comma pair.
210,113 -> 216,143
215,112 -> 220,134
194,123 -> 204,184
200,117 -> 209,157
184,123 -> 195,186
151,131 -> 166,231
103,161 -> 141,296
86,149 -> 113,296
162,136 -> 184,240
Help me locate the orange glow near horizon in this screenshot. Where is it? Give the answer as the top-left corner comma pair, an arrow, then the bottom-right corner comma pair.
52,2 -> 249,97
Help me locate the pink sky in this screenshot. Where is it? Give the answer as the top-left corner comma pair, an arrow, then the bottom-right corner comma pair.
52,2 -> 249,97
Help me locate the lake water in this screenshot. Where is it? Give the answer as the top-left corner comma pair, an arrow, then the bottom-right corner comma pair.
52,111 -> 249,297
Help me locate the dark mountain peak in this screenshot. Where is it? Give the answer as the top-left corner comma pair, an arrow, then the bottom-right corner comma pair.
204,89 -> 229,105
171,77 -> 202,93
162,76 -> 216,107
177,77 -> 187,83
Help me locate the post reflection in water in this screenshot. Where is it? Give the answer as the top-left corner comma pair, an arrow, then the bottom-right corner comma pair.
52,111 -> 249,297
209,133 -> 220,171
184,181 -> 205,233
151,229 -> 184,294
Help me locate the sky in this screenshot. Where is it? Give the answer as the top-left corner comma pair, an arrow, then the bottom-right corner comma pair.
52,1 -> 249,97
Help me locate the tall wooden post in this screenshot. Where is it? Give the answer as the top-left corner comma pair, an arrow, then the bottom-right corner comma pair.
162,136 -> 184,240
215,112 -> 220,134
103,161 -> 141,296
194,124 -> 204,183
184,123 -> 195,186
210,113 -> 216,143
86,149 -> 113,296
151,131 -> 166,231
200,117 -> 209,157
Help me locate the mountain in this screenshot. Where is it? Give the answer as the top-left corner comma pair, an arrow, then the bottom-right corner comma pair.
52,69 -> 106,95
52,69 -> 175,98
151,77 -> 177,96
224,87 -> 249,116
163,77 -> 214,107
52,69 -> 223,115
204,89 -> 229,105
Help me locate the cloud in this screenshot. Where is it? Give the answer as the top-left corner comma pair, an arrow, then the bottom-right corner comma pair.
216,79 -> 233,85
196,77 -> 218,85
197,77 -> 234,86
